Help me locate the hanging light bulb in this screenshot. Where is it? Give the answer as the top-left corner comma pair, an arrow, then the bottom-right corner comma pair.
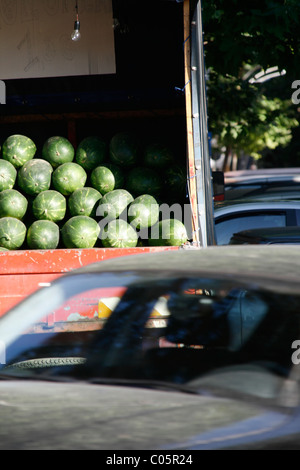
71,19 -> 81,41
71,1 -> 81,41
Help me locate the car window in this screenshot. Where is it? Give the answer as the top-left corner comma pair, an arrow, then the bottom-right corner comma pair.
78,278 -> 300,399
3,285 -> 128,367
215,212 -> 287,245
1,272 -> 300,402
225,181 -> 300,201
225,184 -> 264,200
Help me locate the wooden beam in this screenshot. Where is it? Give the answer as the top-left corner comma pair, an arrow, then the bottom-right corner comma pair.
0,108 -> 185,125
183,0 -> 200,246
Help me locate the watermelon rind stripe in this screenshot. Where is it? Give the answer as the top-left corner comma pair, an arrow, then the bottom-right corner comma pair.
0,217 -> 27,250
61,216 -> 100,249
2,135 -> 37,168
33,190 -> 66,222
27,220 -> 60,250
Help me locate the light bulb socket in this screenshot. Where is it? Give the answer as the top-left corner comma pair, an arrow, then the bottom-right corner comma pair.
74,20 -> 80,31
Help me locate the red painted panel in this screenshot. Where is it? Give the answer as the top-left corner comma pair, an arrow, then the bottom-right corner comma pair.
0,273 -> 60,314
0,247 -> 179,275
0,246 -> 179,317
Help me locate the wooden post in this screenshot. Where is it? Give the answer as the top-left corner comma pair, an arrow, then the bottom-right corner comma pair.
183,0 -> 200,246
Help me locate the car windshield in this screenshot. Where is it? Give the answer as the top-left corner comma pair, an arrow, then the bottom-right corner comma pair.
0,270 -> 299,401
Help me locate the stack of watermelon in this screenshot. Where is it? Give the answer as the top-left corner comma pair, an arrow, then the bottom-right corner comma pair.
0,132 -> 188,250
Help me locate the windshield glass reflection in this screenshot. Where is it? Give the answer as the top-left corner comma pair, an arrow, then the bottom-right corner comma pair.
1,272 -> 299,400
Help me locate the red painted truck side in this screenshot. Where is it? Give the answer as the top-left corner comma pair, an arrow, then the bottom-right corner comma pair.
0,246 -> 179,317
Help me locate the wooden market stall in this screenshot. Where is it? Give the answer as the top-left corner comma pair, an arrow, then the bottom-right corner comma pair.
0,0 -> 216,318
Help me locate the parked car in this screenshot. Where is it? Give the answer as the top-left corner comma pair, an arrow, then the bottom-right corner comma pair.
224,169 -> 300,201
1,245 -> 300,450
214,200 -> 300,245
229,226 -> 300,245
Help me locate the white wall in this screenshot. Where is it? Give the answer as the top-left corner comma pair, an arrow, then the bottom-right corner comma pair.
0,0 -> 116,79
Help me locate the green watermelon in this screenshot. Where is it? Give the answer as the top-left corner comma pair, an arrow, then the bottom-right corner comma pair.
17,159 -> 53,196
0,217 -> 27,250
97,189 -> 134,221
164,164 -> 186,198
27,220 -> 60,250
32,190 -> 67,222
68,187 -> 102,217
61,216 -> 100,248
75,136 -> 107,171
91,165 -> 114,195
52,162 -> 87,196
101,219 -> 138,248
128,194 -> 159,230
148,219 -> 188,246
0,160 -> 17,191
144,142 -> 174,169
0,189 -> 28,220
105,163 -> 125,189
91,163 -> 124,194
109,131 -> 139,167
2,135 -> 37,169
42,136 -> 74,168
126,167 -> 162,197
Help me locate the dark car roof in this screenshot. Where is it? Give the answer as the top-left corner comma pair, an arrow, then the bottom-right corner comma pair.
68,245 -> 300,294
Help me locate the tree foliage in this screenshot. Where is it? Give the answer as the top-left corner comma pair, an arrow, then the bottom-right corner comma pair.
201,0 -> 300,167
202,0 -> 300,76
